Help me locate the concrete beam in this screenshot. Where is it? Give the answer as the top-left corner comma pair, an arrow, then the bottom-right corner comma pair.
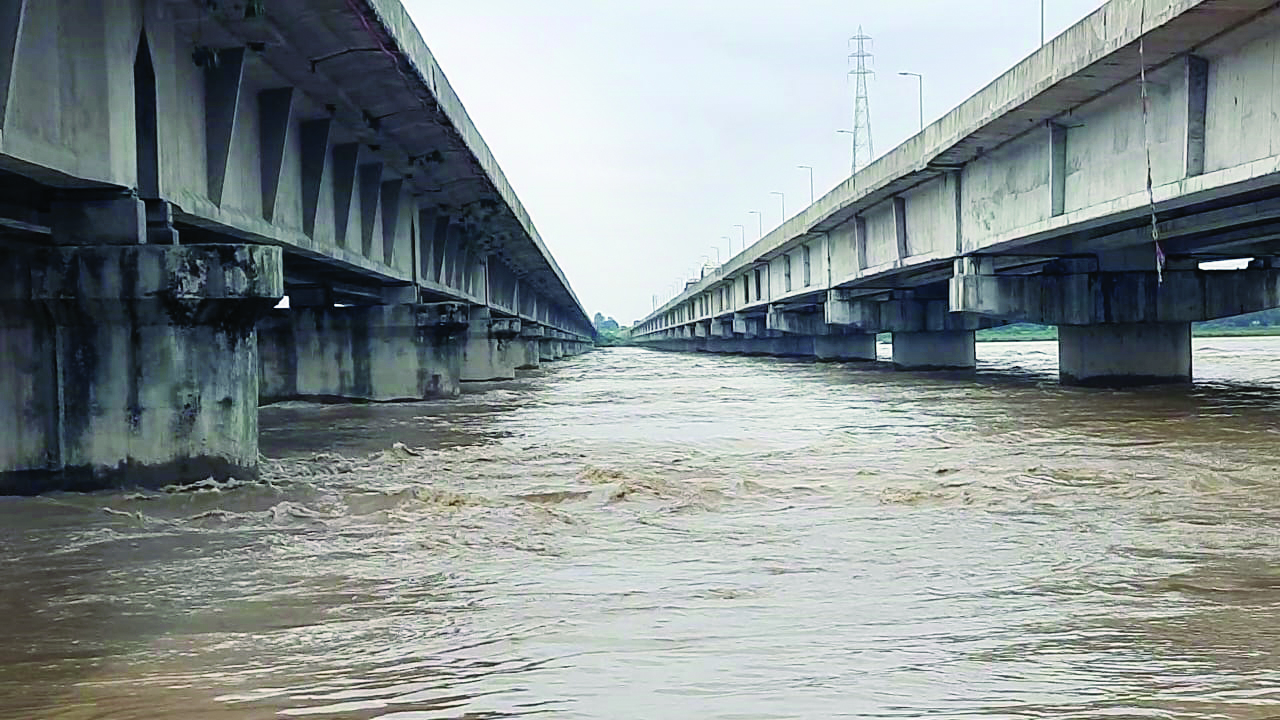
380,179 -> 403,266
766,305 -> 828,335
331,143 -> 362,250
51,192 -> 145,245
880,296 -> 986,333
358,161 -> 384,259
950,263 -> 1280,324
825,289 -> 881,331
299,119 -> 331,238
0,0 -> 25,130
258,88 -> 294,223
204,47 -> 246,207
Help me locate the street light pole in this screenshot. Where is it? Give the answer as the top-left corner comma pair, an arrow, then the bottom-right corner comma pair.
797,165 -> 814,205
836,129 -> 856,175
1041,0 -> 1045,46
733,224 -> 746,253
898,72 -> 923,131
748,211 -> 763,238
720,236 -> 731,262
770,191 -> 785,224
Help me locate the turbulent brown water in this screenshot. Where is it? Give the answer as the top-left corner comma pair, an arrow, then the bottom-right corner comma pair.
4,338 -> 1280,719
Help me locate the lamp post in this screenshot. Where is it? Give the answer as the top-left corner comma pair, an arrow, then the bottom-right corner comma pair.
899,72 -> 923,131
797,165 -> 814,205
710,246 -> 720,264
836,129 -> 856,175
748,211 -> 763,238
733,224 -> 746,253
720,236 -> 731,261
770,191 -> 785,224
1041,0 -> 1045,46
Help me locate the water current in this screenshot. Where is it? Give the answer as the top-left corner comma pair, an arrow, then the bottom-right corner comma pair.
3,338 -> 1280,719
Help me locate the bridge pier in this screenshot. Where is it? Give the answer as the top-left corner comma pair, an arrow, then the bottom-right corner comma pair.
0,244 -> 281,494
258,301 -> 467,402
891,331 -> 977,371
951,259 -> 1280,385
461,307 -> 521,381
814,332 -> 877,362
1058,323 -> 1191,386
517,326 -> 543,370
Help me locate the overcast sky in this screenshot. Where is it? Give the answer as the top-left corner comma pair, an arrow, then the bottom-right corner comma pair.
406,1 -> 1106,325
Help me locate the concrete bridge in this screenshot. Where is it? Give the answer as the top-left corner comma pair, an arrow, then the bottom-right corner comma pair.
0,0 -> 593,493
634,0 -> 1280,386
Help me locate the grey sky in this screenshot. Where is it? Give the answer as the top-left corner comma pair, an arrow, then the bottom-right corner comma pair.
407,1 -> 1106,325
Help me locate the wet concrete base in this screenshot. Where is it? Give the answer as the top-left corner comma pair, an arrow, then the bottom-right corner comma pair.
0,457 -> 254,496
891,331 -> 977,371
1058,323 -> 1192,386
0,245 -> 282,495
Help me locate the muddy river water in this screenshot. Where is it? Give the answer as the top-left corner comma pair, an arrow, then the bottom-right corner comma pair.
3,339 -> 1280,719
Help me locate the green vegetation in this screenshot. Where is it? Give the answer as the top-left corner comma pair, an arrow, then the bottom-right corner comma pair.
595,326 -> 632,346
592,312 -> 633,346
1193,325 -> 1280,337
976,310 -> 1280,342
977,324 -> 1057,342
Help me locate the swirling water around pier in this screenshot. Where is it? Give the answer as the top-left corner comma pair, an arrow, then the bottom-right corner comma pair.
3,339 -> 1280,719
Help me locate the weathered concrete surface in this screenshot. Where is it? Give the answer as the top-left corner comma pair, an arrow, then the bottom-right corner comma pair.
516,325 -> 544,369
1059,323 -> 1191,386
461,307 -> 521,381
517,339 -> 542,370
951,265 -> 1280,325
539,338 -> 557,362
259,302 -> 467,402
0,0 -> 595,343
814,333 -> 877,362
0,245 -> 282,494
891,331 -> 976,371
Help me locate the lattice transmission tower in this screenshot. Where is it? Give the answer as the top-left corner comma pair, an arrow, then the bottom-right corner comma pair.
847,27 -> 875,176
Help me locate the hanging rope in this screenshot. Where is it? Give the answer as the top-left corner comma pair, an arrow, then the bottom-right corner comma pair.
1138,0 -> 1165,284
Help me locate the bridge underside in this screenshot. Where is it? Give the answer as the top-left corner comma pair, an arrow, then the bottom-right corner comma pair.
635,0 -> 1280,388
0,0 -> 594,493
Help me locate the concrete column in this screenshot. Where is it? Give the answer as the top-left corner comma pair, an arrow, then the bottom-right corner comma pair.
891,331 -> 976,370
1058,323 -> 1191,386
518,340 -> 542,369
0,245 -> 282,494
258,302 -> 467,402
539,337 -> 556,361
517,324 -> 544,370
461,306 -> 521,381
814,332 -> 877,361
